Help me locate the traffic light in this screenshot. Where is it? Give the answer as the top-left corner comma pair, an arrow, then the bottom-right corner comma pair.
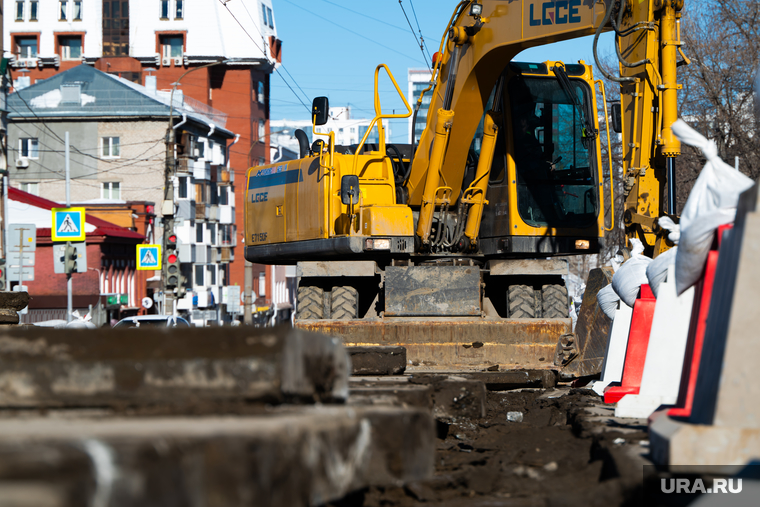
64,243 -> 78,274
165,232 -> 184,296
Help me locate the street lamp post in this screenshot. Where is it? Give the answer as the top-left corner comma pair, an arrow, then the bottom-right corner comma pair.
162,59 -> 228,316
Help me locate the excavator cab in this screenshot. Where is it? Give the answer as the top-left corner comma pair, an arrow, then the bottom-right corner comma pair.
478,61 -> 610,256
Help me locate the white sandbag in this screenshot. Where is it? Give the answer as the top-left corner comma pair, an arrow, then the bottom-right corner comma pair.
597,284 -> 620,320
646,246 -> 677,298
658,216 -> 680,244
671,120 -> 754,294
611,238 -> 652,308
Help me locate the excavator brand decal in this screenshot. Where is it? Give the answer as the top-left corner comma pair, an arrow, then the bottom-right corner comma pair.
248,168 -> 303,190
529,0 -> 582,26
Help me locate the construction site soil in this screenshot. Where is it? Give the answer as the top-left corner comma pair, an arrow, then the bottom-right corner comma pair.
331,388 -> 648,507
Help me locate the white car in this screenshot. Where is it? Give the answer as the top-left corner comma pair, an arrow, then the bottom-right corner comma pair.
113,315 -> 190,328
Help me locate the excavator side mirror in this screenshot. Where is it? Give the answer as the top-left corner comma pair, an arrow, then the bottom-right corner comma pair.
341,175 -> 360,205
610,102 -> 622,134
312,96 -> 329,126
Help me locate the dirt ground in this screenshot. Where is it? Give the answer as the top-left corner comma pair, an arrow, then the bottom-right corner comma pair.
331,388 -> 648,507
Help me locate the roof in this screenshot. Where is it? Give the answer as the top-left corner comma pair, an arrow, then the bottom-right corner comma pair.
7,64 -> 233,137
9,187 -> 145,240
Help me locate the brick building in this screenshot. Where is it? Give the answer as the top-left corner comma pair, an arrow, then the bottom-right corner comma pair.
4,0 -> 282,296
9,186 -> 146,324
7,64 -> 238,325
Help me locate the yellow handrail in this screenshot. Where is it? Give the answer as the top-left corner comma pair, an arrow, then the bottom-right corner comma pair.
595,79 -> 615,232
351,64 -> 413,176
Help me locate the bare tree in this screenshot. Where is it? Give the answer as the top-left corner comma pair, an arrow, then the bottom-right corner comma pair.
676,1 -> 760,208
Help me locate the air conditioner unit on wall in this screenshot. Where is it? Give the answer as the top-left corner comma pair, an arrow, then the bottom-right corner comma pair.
15,158 -> 29,169
174,57 -> 183,66
162,57 -> 171,67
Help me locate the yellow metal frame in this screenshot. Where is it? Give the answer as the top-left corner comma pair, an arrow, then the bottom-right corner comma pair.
595,79 -> 615,232
351,64 -> 413,176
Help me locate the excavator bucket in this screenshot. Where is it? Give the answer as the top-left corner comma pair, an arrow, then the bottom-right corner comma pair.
556,267 -> 614,378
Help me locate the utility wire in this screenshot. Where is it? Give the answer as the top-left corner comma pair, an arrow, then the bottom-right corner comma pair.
397,0 -> 431,71
315,0 -> 423,37
280,0 -> 426,66
408,0 -> 433,62
217,0 -> 311,113
237,0 -> 311,106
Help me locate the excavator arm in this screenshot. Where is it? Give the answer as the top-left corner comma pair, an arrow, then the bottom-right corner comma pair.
409,0 -> 684,254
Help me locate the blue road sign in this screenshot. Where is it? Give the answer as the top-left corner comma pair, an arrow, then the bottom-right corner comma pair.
51,207 -> 86,242
136,244 -> 162,270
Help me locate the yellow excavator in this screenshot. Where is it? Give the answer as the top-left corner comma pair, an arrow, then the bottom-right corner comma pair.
245,0 -> 684,376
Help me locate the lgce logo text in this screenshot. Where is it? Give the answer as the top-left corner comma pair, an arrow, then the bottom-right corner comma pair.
529,0 -> 583,26
661,478 -> 742,494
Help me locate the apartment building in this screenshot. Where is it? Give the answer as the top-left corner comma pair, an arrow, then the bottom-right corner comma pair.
7,64 -> 238,325
4,0 -> 282,298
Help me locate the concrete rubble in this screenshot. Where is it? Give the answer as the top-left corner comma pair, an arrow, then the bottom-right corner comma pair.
0,326 -> 435,507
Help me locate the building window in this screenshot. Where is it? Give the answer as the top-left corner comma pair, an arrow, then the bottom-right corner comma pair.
196,222 -> 204,243
258,120 -> 265,142
207,223 -> 216,245
15,36 -> 38,59
20,182 -> 39,196
176,0 -> 184,19
195,264 -> 204,286
160,0 -> 169,19
101,136 -> 120,158
101,181 -> 121,199
59,36 -> 82,60
207,265 -> 216,286
218,186 -> 228,206
59,1 -> 68,20
19,138 -> 39,159
16,1 -> 24,21
30,1 -> 38,21
257,81 -> 265,104
220,224 -> 234,246
262,4 -> 274,29
160,35 -> 183,58
73,0 -> 82,20
258,272 -> 266,297
102,0 -> 129,57
178,176 -> 189,199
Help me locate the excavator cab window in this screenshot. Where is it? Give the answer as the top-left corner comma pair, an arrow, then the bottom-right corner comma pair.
507,75 -> 598,228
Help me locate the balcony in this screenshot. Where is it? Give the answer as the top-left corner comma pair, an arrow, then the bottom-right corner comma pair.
195,203 -> 207,221
219,205 -> 234,224
221,247 -> 234,262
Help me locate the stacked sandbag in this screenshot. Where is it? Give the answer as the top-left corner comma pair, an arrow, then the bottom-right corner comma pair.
671,120 -> 754,295
611,238 -> 652,308
645,217 -> 680,298
597,284 -> 620,320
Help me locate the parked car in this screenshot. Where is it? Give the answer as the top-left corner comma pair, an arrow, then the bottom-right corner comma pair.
113,315 -> 190,328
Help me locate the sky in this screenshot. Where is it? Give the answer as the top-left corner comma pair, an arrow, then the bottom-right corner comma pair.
269,0 -> 615,143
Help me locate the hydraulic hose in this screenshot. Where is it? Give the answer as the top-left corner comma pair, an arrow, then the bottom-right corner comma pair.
593,0 -> 636,83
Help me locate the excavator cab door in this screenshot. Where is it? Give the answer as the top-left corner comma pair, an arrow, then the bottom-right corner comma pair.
506,64 -> 600,231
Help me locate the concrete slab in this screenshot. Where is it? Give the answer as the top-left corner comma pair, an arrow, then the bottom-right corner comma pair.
350,375 -> 487,419
348,346 -> 406,376
0,326 -> 350,407
0,405 -> 434,507
298,318 -> 569,371
438,369 -> 557,390
0,291 -> 30,311
650,413 -> 760,473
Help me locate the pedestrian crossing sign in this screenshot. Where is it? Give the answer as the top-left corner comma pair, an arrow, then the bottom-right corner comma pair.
51,207 -> 86,242
136,244 -> 162,270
